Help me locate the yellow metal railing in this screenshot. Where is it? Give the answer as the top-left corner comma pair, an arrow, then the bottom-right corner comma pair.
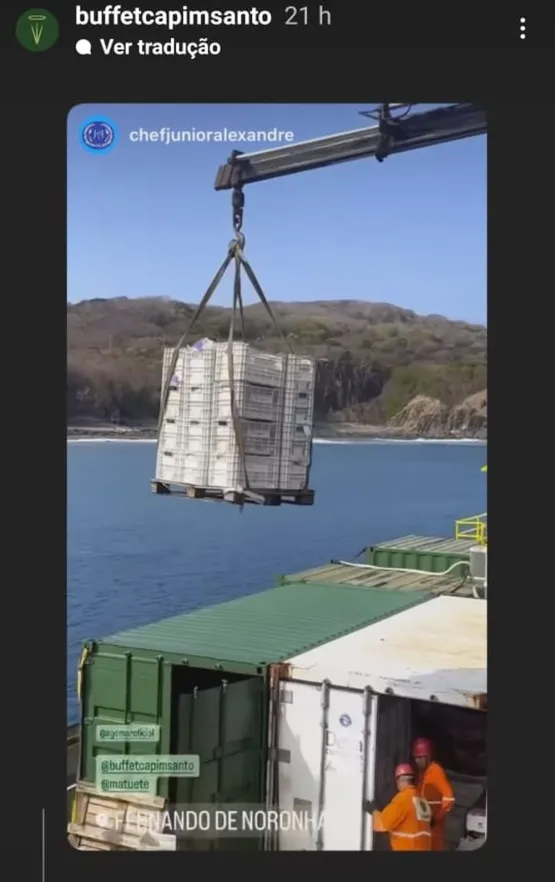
455,513 -> 487,545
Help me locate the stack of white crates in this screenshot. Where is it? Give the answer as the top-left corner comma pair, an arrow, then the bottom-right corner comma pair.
155,339 -> 315,494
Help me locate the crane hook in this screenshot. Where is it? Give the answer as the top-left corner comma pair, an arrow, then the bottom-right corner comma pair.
232,185 -> 244,233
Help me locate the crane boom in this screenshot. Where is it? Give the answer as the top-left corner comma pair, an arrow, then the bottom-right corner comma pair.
214,103 -> 486,190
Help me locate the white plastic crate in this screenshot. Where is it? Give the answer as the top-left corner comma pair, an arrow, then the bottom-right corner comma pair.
156,454 -> 209,487
162,344 -> 315,395
163,384 -> 214,423
157,416 -> 185,445
155,418 -> 212,485
185,386 -> 213,422
279,463 -> 308,491
285,355 -> 316,392
156,443 -> 211,486
208,449 -> 310,492
213,419 -> 281,457
162,401 -> 185,424
164,383 -> 188,410
208,452 -> 283,490
214,342 -> 285,388
155,430 -> 179,481
158,441 -> 311,493
161,397 -> 210,430
156,436 -> 191,484
283,393 -> 315,425
281,423 -> 313,465
179,452 -> 211,486
212,383 -> 283,422
179,420 -> 212,455
158,417 -> 212,451
156,450 -> 183,484
161,340 -> 217,392
156,340 -> 315,494
156,458 -> 178,485
160,344 -> 215,428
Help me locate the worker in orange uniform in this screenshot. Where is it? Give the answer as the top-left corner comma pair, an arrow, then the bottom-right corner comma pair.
365,763 -> 432,851
412,738 -> 455,851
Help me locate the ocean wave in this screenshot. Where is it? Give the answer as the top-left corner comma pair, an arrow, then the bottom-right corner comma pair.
67,438 -> 157,444
381,437 -> 485,444
313,437 -> 486,446
68,436 -> 485,446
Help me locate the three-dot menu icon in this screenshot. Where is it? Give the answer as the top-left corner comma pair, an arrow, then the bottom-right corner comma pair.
520,17 -> 526,39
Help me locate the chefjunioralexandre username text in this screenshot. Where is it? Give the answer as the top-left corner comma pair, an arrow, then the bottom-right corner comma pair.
129,128 -> 295,145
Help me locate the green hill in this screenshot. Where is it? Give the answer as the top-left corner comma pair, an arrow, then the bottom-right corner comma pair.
67,297 -> 487,427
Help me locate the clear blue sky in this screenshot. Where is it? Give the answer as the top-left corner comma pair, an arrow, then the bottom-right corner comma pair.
67,104 -> 486,324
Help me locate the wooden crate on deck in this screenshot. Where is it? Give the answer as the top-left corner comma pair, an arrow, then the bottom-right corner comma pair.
67,781 -> 176,851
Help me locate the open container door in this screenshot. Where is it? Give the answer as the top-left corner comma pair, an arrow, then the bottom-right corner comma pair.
275,679 -> 379,850
171,670 -> 267,850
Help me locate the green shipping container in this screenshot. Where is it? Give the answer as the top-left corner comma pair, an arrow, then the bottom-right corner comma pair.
365,534 -> 476,573
278,561 -> 471,597
78,581 -> 430,848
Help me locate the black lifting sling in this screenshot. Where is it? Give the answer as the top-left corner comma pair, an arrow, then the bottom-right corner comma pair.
157,187 -> 312,506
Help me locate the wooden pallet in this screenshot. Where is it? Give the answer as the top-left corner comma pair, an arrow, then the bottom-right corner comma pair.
150,479 -> 314,507
67,781 -> 176,851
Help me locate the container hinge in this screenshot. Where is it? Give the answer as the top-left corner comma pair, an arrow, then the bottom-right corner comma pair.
269,748 -> 291,764
279,688 -> 293,704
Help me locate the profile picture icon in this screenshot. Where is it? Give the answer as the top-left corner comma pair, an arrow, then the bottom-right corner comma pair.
16,8 -> 59,52
80,119 -> 118,154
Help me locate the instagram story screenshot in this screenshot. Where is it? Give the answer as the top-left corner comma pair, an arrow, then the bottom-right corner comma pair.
4,5 -> 553,880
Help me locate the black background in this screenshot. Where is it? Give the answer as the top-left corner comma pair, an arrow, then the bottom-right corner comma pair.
3,1 -> 553,877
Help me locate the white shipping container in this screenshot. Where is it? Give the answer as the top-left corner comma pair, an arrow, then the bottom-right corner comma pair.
272,596 -> 487,850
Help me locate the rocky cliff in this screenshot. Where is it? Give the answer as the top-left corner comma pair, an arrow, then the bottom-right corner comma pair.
388,390 -> 487,438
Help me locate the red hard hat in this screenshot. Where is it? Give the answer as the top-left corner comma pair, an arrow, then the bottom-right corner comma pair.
395,763 -> 414,778
412,738 -> 432,758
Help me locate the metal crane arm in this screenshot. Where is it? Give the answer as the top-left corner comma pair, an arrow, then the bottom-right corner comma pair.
214,103 -> 486,190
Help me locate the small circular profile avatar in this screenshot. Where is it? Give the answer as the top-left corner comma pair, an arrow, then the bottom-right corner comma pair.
16,8 -> 59,52
80,119 -> 118,154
